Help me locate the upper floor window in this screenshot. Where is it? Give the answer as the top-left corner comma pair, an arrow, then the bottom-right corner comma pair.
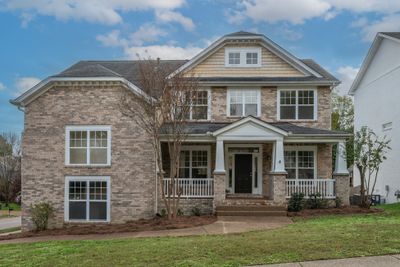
278,89 -> 317,120
184,90 -> 210,120
66,126 -> 111,166
228,89 -> 261,117
225,47 -> 261,67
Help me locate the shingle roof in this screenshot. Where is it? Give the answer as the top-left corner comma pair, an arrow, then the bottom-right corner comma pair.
381,32 -> 400,40
225,31 -> 263,37
160,121 -> 350,136
299,59 -> 339,82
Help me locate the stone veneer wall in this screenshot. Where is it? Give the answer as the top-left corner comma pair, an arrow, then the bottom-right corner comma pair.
21,82 -> 156,231
210,86 -> 332,130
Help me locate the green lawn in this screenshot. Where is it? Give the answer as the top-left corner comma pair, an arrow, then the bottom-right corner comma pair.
0,227 -> 20,234
1,204 -> 400,267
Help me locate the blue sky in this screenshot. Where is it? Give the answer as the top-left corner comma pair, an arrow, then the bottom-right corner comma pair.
1,0 -> 400,133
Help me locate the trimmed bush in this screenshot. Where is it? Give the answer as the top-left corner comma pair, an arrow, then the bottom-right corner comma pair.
335,197 -> 343,208
30,202 -> 54,231
307,193 -> 329,209
288,193 -> 305,212
191,206 -> 201,216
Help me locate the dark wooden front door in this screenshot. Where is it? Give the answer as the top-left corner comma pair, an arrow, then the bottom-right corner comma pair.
234,154 -> 252,193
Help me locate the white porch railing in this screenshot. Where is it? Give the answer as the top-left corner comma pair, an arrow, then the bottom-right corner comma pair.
286,179 -> 336,199
163,178 -> 214,198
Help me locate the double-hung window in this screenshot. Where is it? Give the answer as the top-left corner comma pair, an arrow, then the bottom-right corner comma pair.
228,89 -> 260,117
188,90 -> 210,120
65,176 -> 110,222
66,126 -> 111,166
284,147 -> 316,179
279,89 -> 316,120
179,146 -> 211,178
225,47 -> 261,67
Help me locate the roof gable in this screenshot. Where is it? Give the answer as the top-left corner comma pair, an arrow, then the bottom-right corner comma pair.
171,31 -> 324,79
349,32 -> 400,94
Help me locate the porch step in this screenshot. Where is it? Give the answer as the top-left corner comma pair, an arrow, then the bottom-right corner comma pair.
216,205 -> 287,217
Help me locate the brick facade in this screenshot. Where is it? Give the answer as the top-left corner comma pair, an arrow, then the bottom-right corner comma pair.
21,82 -> 156,231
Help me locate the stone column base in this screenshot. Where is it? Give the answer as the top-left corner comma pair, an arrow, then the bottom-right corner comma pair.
334,173 -> 350,206
270,172 -> 287,206
213,172 -> 226,210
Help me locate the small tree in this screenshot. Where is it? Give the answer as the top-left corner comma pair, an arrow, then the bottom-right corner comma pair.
120,58 -> 198,219
0,133 -> 21,207
354,127 -> 390,208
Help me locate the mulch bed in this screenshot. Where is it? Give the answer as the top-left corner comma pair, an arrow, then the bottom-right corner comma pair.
0,215 -> 217,241
288,206 -> 384,217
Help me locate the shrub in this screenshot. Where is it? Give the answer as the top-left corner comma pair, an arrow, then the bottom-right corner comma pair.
307,193 -> 329,209
191,206 -> 201,216
287,193 -> 305,212
335,197 -> 342,208
160,208 -> 167,217
30,202 -> 54,231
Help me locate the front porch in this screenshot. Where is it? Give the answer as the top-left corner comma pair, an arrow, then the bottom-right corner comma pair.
160,117 -> 351,213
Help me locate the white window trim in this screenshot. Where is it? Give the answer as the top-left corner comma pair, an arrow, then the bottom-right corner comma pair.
64,176 -> 111,223
224,47 -> 262,67
284,146 -> 317,179
65,125 -> 112,166
180,145 -> 211,178
227,88 -> 261,117
188,88 -> 211,121
277,88 -> 318,121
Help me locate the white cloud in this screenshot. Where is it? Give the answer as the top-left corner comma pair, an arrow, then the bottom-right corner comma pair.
227,0 -> 400,26
355,14 -> 400,42
130,24 -> 167,46
14,77 -> 41,96
280,27 -> 303,41
155,10 -> 195,31
0,82 -> 6,91
124,45 -> 202,60
335,66 -> 359,95
2,0 -> 186,25
96,30 -> 128,47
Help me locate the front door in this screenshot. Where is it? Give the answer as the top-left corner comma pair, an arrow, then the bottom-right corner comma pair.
234,154 -> 252,193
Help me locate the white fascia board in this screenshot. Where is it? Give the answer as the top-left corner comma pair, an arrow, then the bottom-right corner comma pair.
169,34 -> 324,79
349,34 -> 383,95
10,77 -> 154,107
285,136 -> 348,143
212,116 -> 288,136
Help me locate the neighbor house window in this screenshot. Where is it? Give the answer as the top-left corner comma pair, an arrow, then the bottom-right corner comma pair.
65,176 -> 110,222
66,126 -> 111,166
228,89 -> 260,117
278,89 -> 317,120
284,147 -> 316,179
179,146 -> 211,178
225,47 -> 261,67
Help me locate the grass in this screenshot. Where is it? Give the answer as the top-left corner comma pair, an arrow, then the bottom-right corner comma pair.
0,227 -> 20,234
0,204 -> 400,267
0,203 -> 21,211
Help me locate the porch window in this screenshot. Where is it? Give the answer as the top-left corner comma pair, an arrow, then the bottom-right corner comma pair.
228,89 -> 260,117
284,147 -> 316,179
279,89 -> 316,120
66,126 -> 111,166
179,146 -> 211,178
65,176 -> 110,222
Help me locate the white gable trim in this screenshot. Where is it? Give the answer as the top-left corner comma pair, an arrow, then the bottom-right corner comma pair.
168,34 -> 323,79
212,116 -> 288,137
349,33 -> 400,95
10,77 -> 154,107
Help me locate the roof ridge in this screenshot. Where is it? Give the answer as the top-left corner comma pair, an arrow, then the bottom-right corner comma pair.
95,63 -> 123,77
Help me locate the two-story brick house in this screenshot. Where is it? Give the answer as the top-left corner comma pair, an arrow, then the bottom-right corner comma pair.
12,31 -> 350,231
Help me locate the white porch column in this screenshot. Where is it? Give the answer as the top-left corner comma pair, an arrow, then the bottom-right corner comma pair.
334,140 -> 349,175
272,139 -> 286,173
214,139 -> 226,174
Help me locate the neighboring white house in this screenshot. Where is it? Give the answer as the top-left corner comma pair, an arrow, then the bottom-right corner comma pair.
349,32 -> 400,203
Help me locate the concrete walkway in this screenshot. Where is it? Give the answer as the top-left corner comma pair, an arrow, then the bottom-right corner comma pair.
254,254 -> 400,267
0,216 -> 292,244
0,216 -> 21,230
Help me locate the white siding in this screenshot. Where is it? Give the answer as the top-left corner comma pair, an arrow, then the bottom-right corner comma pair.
353,38 -> 400,203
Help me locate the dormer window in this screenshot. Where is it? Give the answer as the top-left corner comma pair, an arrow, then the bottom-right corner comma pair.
225,47 -> 261,67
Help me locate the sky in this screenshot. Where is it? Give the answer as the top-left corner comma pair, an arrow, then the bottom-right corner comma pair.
1,0 -> 400,133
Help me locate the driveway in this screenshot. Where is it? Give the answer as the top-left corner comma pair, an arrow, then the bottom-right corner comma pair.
0,216 -> 21,230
